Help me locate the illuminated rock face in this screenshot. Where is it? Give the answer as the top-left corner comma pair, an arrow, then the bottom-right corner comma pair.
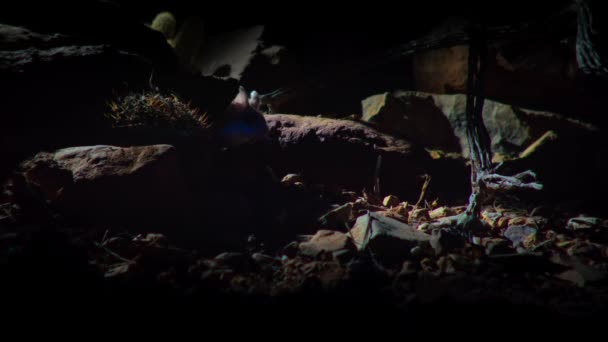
20,144 -> 194,227
361,91 -> 596,160
264,114 -> 432,201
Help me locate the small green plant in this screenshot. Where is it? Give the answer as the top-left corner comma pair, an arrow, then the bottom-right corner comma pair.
150,11 -> 177,40
105,91 -> 210,130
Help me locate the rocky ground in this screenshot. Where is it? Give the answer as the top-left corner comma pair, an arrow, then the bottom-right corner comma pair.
2,1 -> 608,334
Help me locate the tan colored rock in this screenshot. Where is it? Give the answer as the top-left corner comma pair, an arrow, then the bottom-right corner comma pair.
429,206 -> 455,220
393,202 -> 410,216
508,217 -> 528,227
382,195 -> 400,208
299,230 -> 354,257
281,173 -> 303,186
409,208 -> 430,222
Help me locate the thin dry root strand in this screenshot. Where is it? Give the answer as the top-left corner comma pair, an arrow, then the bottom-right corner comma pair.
480,170 -> 543,193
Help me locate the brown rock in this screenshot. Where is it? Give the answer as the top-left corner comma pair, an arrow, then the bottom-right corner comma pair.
281,173 -> 303,186
429,228 -> 465,255
482,238 -> 513,256
0,21 -> 238,178
556,262 -> 608,288
299,230 -> 354,257
20,145 -> 192,227
410,23 -> 603,121
265,114 -> 431,201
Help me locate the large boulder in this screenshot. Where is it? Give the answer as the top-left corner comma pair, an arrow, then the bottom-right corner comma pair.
410,18 -> 605,124
265,114 -> 433,201
361,91 -> 598,159
19,145 -> 194,227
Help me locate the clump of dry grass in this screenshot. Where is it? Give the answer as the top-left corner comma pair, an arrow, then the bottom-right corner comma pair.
105,92 -> 210,130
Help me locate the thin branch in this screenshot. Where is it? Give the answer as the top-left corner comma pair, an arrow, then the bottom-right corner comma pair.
94,241 -> 136,264
415,174 -> 432,208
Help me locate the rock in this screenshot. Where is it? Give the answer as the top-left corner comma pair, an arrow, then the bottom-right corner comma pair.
398,261 -> 417,278
350,211 -> 430,264
265,114 -> 431,201
409,208 -> 430,222
364,90 -> 607,207
482,238 -> 514,256
366,91 -> 597,160
1,39 -> 154,128
410,22 -> 604,122
480,210 -> 503,228
0,24 -> 71,49
392,204 -> 410,217
318,203 -> 354,228
19,145 -> 192,227
214,252 -> 258,273
420,258 -> 437,272
382,195 -> 400,208
555,257 -> 608,288
361,92 -> 460,151
437,255 -> 457,274
409,245 -> 427,259
412,43 -> 468,94
429,228 -> 465,255
567,216 -> 603,231
332,249 -> 355,265
507,217 -> 528,226
566,241 -> 603,259
429,206 -> 456,220
104,262 -> 134,279
133,233 -> 169,248
281,173 -> 304,186
417,223 -> 430,232
251,253 -> 280,266
504,225 -> 538,247
299,230 -> 354,257
281,241 -> 300,258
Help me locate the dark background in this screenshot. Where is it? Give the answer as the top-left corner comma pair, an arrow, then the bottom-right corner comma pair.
3,1 -> 576,47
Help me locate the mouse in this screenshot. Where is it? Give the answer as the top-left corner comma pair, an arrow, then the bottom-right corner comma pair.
215,86 -> 269,147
